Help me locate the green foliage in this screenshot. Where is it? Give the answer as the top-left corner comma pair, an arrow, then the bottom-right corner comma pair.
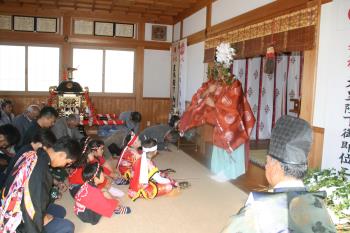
304,167 -> 350,221
207,64 -> 234,85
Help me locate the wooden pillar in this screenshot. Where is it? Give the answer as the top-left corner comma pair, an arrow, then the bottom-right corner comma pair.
205,0 -> 212,36
299,49 -> 318,123
61,13 -> 72,81
135,46 -> 144,112
300,0 -> 323,169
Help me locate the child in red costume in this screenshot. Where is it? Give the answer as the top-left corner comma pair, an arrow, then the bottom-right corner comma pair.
68,137 -> 123,198
116,131 -> 141,180
74,162 -> 131,225
128,138 -> 185,201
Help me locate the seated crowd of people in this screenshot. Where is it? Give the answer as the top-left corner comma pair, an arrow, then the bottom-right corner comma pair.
0,98 -> 337,233
0,99 -> 185,233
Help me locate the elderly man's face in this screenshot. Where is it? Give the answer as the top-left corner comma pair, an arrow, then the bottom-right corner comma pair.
28,109 -> 40,121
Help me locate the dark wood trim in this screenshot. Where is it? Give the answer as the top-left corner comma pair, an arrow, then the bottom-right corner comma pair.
138,22 -> 145,41
205,0 -> 212,34
0,31 -> 171,50
180,20 -> 183,40
0,5 -> 173,24
187,29 -> 206,46
312,126 -> 324,134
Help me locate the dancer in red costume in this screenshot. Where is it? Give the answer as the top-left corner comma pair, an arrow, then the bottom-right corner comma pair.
116,131 -> 141,180
128,138 -> 186,201
178,79 -> 255,153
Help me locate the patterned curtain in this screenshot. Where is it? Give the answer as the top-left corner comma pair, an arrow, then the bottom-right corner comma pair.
232,53 -> 303,140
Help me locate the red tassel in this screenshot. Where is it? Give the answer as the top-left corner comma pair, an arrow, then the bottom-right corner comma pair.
62,71 -> 68,81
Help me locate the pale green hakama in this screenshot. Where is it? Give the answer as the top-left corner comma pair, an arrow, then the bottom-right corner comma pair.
210,144 -> 245,182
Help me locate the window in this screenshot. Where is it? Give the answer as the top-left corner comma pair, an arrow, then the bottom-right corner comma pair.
0,45 -> 25,91
28,46 -> 60,91
73,48 -> 103,92
73,48 -> 135,93
0,45 -> 60,92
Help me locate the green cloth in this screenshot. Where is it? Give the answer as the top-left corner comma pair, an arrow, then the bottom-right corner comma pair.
211,145 -> 245,180
221,191 -> 336,233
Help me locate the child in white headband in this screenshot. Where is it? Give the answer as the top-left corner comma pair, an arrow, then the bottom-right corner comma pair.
128,138 -> 181,201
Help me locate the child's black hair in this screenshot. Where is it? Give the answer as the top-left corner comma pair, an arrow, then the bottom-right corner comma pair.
82,162 -> 103,184
76,137 -> 104,168
131,111 -> 141,123
121,131 -> 133,150
88,139 -> 104,151
169,115 -> 180,128
142,138 -> 157,149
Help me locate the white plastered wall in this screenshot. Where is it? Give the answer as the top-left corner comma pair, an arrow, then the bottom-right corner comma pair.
143,49 -> 171,98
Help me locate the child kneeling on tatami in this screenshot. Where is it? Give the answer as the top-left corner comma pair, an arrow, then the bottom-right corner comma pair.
74,162 -> 131,225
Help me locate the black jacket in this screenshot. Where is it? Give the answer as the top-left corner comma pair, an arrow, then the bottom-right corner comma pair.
2,148 -> 52,233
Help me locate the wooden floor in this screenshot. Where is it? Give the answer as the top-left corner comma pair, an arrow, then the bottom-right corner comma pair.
179,141 -> 269,193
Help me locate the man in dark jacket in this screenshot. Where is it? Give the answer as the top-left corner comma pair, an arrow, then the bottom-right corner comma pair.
1,136 -> 82,233
21,106 -> 58,148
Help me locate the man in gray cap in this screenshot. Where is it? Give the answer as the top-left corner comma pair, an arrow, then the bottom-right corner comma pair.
221,115 -> 336,233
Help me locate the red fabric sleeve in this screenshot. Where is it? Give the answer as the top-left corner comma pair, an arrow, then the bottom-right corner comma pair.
76,184 -> 119,217
68,167 -> 84,185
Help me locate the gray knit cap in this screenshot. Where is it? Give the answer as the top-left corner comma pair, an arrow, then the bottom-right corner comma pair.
268,115 -> 312,165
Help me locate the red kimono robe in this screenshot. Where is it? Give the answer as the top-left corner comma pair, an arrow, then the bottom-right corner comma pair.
117,147 -> 139,179
179,80 -> 255,164
74,183 -> 119,225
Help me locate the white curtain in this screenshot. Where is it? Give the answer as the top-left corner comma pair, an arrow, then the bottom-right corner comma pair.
232,59 -> 247,92
232,53 -> 303,140
287,52 -> 302,118
245,57 -> 262,140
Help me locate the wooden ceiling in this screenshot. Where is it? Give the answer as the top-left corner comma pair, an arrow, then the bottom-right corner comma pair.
0,0 -> 209,23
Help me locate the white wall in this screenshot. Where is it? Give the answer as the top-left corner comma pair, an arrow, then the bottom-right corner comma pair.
314,0 -> 350,170
145,23 -> 173,42
143,49 -> 171,98
211,0 -> 275,26
313,3 -> 333,128
183,7 -> 207,38
186,42 -> 206,101
173,21 -> 181,42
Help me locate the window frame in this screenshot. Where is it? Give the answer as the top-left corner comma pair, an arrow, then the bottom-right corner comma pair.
72,45 -> 136,97
0,43 -> 62,94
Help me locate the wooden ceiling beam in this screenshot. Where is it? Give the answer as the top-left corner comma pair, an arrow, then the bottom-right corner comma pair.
174,0 -> 211,23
